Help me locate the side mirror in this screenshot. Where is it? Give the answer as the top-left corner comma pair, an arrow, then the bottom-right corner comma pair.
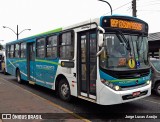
98,34 -> 104,47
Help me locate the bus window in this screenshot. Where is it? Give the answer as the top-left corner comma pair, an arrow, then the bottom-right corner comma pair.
20,42 -> 26,58
7,45 -> 10,58
36,38 -> 45,58
15,44 -> 20,58
46,35 -> 57,58
60,32 -> 74,59
10,45 -> 14,58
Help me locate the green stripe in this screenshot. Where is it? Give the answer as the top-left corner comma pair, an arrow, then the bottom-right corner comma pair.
7,59 -> 26,66
109,78 -> 139,82
35,59 -> 60,65
33,28 -> 62,37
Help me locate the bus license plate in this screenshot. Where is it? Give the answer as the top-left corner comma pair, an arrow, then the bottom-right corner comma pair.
132,91 -> 140,97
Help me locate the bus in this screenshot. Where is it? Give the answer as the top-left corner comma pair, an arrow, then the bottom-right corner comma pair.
5,15 -> 151,105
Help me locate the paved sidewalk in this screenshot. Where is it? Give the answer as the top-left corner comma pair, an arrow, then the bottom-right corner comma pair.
0,77 -> 88,122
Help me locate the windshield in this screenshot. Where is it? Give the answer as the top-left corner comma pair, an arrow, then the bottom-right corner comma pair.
100,33 -> 149,71
150,60 -> 160,72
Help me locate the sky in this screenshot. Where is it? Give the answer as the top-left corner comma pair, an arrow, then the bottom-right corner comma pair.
0,0 -> 160,45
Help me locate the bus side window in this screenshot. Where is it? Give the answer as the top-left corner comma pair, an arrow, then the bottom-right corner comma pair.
6,45 -> 10,58
10,45 -> 15,58
15,44 -> 20,58
46,35 -> 57,59
36,38 -> 45,58
20,42 -> 26,58
60,32 -> 74,59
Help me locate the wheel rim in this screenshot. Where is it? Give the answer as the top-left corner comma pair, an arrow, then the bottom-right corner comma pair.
157,85 -> 160,95
61,83 -> 69,97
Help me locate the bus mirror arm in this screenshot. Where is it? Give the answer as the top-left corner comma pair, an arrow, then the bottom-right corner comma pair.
97,47 -> 105,56
97,26 -> 105,56
98,34 -> 104,47
97,26 -> 105,33
97,26 -> 105,47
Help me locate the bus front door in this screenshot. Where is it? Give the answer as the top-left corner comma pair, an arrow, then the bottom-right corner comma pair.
77,30 -> 97,99
27,42 -> 36,84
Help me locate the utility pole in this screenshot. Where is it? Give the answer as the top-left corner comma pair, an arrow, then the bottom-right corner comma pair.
132,0 -> 137,17
3,25 -> 31,40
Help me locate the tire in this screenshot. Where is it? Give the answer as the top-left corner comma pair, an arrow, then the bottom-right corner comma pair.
155,83 -> 160,96
58,79 -> 71,101
16,70 -> 22,84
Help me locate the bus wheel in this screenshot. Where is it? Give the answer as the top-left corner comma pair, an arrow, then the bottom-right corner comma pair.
58,79 -> 71,101
17,70 -> 22,84
155,83 -> 160,96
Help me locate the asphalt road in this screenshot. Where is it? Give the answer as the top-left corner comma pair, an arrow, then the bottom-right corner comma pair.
0,72 -> 160,122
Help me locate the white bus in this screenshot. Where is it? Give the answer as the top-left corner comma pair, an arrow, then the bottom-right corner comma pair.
5,15 -> 151,105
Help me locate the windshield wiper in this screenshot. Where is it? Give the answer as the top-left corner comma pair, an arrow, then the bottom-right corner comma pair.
136,35 -> 143,51
116,30 -> 131,51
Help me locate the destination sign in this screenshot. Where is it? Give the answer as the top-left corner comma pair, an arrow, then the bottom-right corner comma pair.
110,19 -> 143,31
101,16 -> 148,33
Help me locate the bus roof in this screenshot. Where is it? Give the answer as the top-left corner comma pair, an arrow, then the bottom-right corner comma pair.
6,15 -> 148,45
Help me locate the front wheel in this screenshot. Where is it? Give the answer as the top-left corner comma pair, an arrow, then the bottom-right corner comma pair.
58,79 -> 71,101
155,83 -> 160,96
16,70 -> 22,84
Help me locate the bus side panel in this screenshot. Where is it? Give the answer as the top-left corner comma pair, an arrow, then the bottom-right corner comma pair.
34,59 -> 59,89
6,59 -> 16,76
18,59 -> 28,81
6,58 -> 28,81
54,61 -> 77,97
44,59 -> 59,89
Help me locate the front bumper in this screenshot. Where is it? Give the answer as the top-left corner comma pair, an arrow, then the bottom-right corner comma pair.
98,82 -> 151,105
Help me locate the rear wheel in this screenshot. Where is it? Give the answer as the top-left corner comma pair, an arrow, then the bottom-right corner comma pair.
58,79 -> 71,101
155,83 -> 160,96
17,70 -> 22,84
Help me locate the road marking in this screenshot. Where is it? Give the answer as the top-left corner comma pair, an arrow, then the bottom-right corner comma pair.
141,99 -> 160,105
0,77 -> 91,122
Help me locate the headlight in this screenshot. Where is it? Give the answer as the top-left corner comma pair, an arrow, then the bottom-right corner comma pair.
146,80 -> 151,85
113,85 -> 121,91
101,79 -> 121,91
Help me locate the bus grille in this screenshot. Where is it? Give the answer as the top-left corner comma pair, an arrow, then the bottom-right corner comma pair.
117,71 -> 150,79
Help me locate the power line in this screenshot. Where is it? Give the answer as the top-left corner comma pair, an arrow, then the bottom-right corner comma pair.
105,1 -> 131,15
137,2 -> 160,7
138,10 -> 160,12
112,1 -> 131,11
138,0 -> 160,3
